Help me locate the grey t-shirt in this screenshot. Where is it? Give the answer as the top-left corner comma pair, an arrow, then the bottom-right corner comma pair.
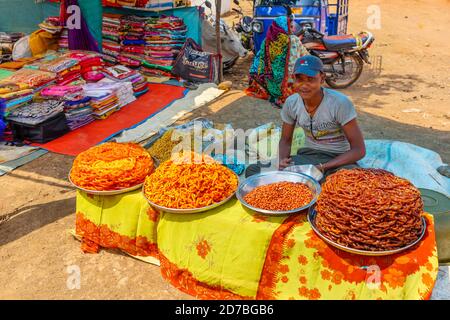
281,88 -> 357,154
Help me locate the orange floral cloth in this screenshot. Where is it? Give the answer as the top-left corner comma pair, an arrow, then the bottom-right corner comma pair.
75,190 -> 439,300
75,190 -> 159,258
257,214 -> 438,300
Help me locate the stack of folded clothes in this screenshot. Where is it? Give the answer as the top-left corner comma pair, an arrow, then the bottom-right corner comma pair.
82,83 -> 121,120
2,68 -> 57,90
58,28 -> 69,52
102,14 -> 122,65
141,0 -> 175,10
40,85 -> 94,131
142,15 -> 187,79
0,83 -> 34,117
37,85 -> 83,129
38,56 -> 82,86
39,16 -> 64,34
6,100 -> 65,126
103,65 -> 148,97
96,80 -> 136,108
0,32 -> 24,62
63,51 -> 105,82
119,15 -> 148,68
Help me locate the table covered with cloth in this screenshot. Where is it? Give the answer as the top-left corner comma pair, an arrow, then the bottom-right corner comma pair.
75,190 -> 439,300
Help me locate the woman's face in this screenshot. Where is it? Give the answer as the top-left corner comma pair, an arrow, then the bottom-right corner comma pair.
294,73 -> 325,100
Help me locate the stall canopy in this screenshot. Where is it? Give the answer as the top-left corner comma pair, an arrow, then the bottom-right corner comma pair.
0,0 -> 202,49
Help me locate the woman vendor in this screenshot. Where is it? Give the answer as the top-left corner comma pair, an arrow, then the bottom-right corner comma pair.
246,55 -> 366,180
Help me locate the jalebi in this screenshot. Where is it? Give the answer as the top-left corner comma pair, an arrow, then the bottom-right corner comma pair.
143,151 -> 238,209
70,142 -> 154,191
315,168 -> 423,251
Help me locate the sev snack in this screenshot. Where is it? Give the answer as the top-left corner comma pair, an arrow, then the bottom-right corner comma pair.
243,181 -> 313,211
147,129 -> 180,163
70,142 -> 154,191
143,151 -> 238,209
315,168 -> 424,251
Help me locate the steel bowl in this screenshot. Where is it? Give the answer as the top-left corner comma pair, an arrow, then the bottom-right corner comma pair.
236,171 -> 321,216
308,206 -> 427,256
284,164 -> 324,182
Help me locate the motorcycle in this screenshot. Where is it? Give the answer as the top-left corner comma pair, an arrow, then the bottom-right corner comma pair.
296,24 -> 375,89
232,0 -> 254,52
201,0 -> 247,71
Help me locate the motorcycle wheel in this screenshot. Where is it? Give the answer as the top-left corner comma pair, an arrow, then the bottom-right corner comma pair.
325,53 -> 364,89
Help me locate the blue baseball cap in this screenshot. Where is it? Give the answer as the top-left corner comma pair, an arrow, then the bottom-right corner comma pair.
293,55 -> 324,77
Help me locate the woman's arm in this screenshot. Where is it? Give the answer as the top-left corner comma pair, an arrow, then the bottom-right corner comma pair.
321,119 -> 366,171
278,122 -> 295,169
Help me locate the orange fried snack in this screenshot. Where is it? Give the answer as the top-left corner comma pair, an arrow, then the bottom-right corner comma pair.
143,151 -> 238,209
244,181 -> 313,211
70,142 -> 154,191
315,168 -> 424,251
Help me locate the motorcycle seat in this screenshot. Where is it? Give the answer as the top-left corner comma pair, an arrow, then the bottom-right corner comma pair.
322,33 -> 370,51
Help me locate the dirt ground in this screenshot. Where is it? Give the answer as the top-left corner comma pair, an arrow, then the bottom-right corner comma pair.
0,0 -> 449,299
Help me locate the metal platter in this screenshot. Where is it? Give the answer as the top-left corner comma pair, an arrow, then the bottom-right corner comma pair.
68,172 -> 144,196
307,206 -> 427,256
236,171 -> 321,216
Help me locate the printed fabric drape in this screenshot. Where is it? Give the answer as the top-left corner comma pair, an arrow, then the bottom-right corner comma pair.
62,0 -> 100,52
247,16 -> 308,106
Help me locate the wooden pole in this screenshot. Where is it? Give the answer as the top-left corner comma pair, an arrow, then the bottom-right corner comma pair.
215,0 -> 223,83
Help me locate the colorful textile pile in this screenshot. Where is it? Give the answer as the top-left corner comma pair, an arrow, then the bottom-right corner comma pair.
2,68 -> 57,90
64,95 -> 94,130
58,28 -> 69,52
0,83 -> 34,117
97,79 -> 136,107
103,65 -> 148,97
39,16 -> 64,34
40,85 -> 94,131
6,100 -> 65,126
38,56 -> 82,85
0,32 -> 24,62
102,14 -> 122,65
82,82 -> 121,119
141,15 -> 187,79
63,51 -> 105,82
119,15 -> 148,68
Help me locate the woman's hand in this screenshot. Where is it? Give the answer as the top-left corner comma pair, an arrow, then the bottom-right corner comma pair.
279,157 -> 293,170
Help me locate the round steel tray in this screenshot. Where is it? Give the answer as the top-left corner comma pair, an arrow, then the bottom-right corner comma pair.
68,172 -> 144,196
308,206 -> 427,256
236,171 -> 321,216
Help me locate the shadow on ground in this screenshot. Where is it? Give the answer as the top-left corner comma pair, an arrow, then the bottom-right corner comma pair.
0,197 -> 75,246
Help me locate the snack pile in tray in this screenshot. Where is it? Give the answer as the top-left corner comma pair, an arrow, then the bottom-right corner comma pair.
70,142 -> 154,191
244,181 -> 313,211
144,152 -> 238,209
315,168 -> 424,251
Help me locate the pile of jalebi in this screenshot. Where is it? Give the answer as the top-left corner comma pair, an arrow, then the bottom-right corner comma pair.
70,142 -> 154,191
143,151 -> 238,209
244,181 -> 313,211
315,168 -> 424,251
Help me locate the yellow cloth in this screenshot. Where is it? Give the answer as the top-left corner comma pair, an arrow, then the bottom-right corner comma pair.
75,191 -> 439,300
29,30 -> 59,57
